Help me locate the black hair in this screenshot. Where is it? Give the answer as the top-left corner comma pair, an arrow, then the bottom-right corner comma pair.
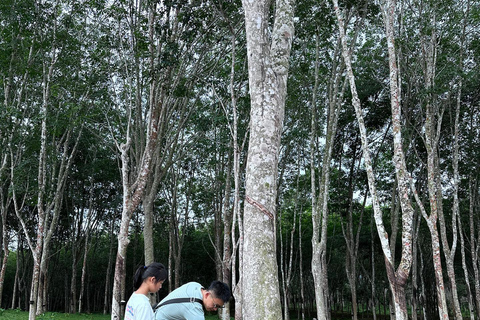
208,280 -> 231,303
133,262 -> 168,290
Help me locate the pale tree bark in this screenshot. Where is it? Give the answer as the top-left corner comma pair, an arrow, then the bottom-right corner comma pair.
310,19 -> 344,320
11,229 -> 22,309
3,23 -> 39,320
78,226 -> 90,313
410,208 -> 421,320
370,211 -> 377,320
333,1 -> 415,319
443,2 -> 472,320
69,206 -> 82,313
218,14 -> 238,320
458,179 -> 474,320
342,144 -> 365,320
109,1 -> 165,317
241,0 -> 294,318
335,9 -> 370,319
345,129 -> 388,320
2,17 -> 36,313
213,154 -> 225,280
11,35 -> 83,318
164,168 -> 190,289
104,217 -> 116,315
78,182 -> 98,313
213,7 -> 247,318
37,124 -> 84,315
230,54 -> 246,320
0,67 -> 14,307
142,2 -> 162,270
33,9 -> 88,313
455,2 -> 475,318
412,4 -> 451,318
220,157 -> 233,320
142,0 -> 199,272
70,180 -> 95,313
111,119 -> 158,320
13,97 -> 45,320
469,176 -> 480,318
279,163 -> 299,320
0,156 -> 10,307
298,202 -> 306,320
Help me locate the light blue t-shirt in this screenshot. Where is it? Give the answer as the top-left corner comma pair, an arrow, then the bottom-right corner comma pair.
154,282 -> 204,320
125,292 -> 154,320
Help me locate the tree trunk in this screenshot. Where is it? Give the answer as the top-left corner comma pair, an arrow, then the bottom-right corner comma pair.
299,209 -> 306,320
110,58 -> 161,320
78,230 -> 90,313
110,1 -> 163,316
310,20 -> 344,320
469,177 -> 480,318
332,1 -> 415,319
370,212 -> 377,320
104,218 -> 115,315
241,0 -> 294,318
224,17 -> 245,320
11,231 -> 21,310
217,153 -> 232,320
421,42 -> 450,320
0,184 -> 10,307
70,226 -> 78,313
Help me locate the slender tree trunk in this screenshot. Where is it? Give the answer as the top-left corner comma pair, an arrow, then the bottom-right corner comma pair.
78,230 -> 90,313
310,22 -> 344,320
231,58 -> 244,320
370,211 -> 377,320
458,194 -> 474,320
333,1 -> 415,319
411,210 -> 422,320
11,231 -> 21,309
144,189 -> 155,266
142,4 -> 159,268
451,3 -> 472,319
110,1 -> 163,317
0,184 -> 10,307
469,177 -> 480,318
104,218 -> 115,315
280,166 -> 298,320
241,0 -> 294,318
110,62 -> 160,320
70,237 -> 78,313
219,158 -> 232,320
221,12 -> 248,320
299,207 -> 305,320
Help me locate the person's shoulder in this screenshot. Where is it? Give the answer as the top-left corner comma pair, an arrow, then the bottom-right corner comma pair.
179,281 -> 202,289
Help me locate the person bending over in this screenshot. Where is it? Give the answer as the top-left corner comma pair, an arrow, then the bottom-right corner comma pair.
154,280 -> 230,320
125,262 -> 168,320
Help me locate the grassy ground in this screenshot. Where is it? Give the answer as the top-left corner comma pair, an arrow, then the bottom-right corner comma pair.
0,309 -> 230,320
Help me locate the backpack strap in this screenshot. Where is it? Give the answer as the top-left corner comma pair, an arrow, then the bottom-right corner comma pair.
154,297 -> 203,311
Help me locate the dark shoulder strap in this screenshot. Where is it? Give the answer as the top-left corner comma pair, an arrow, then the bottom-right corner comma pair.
154,297 -> 203,311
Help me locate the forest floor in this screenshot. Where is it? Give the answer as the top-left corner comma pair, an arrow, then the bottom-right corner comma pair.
0,309 -> 232,320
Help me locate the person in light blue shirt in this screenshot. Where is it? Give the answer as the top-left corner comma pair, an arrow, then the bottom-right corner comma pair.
124,262 -> 168,320
154,281 -> 230,320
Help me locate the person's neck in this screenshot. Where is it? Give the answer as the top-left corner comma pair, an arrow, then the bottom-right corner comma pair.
135,286 -> 149,296
201,288 -> 207,300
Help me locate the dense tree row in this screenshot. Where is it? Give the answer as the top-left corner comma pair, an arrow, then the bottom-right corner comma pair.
0,0 -> 479,320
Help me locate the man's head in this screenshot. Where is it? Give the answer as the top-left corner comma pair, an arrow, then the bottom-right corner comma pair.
203,281 -> 231,312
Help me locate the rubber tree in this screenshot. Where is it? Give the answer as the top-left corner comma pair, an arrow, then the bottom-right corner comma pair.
332,0 -> 415,318
241,0 -> 294,318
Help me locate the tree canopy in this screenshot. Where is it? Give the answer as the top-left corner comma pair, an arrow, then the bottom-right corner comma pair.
1,0 -> 479,319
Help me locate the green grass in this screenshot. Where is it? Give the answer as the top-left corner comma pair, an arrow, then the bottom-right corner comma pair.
0,309 -> 230,320
0,309 -> 110,320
